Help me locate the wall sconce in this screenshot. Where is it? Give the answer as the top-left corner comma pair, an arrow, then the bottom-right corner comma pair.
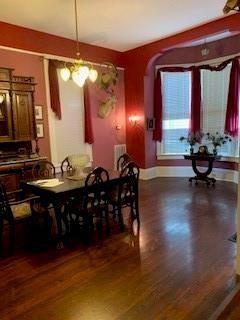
115,124 -> 122,130
129,115 -> 141,126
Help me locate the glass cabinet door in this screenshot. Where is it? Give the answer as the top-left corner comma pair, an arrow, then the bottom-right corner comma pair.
0,90 -> 13,141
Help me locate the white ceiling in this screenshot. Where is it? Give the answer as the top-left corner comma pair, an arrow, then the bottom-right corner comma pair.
0,0 -> 229,51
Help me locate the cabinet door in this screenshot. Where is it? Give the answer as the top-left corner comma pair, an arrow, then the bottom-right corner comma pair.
12,91 -> 35,141
0,90 -> 13,141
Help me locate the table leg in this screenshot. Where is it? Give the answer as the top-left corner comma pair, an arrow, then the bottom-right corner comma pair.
189,158 -> 216,186
52,201 -> 64,249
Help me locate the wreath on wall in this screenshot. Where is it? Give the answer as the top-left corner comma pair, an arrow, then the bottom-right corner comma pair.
97,63 -> 119,119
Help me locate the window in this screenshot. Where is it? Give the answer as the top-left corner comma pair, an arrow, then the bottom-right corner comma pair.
47,66 -> 92,168
158,63 -> 237,158
160,71 -> 191,154
201,65 -> 237,156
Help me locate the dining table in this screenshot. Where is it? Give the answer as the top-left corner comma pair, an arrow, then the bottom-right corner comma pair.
21,171 -> 129,248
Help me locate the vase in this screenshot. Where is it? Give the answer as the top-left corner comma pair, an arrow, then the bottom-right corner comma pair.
213,148 -> 217,156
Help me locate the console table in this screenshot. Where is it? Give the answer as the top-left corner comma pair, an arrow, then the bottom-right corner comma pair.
184,154 -> 221,186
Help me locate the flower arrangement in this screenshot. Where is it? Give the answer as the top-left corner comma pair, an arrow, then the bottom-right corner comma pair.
206,132 -> 232,154
179,131 -> 232,155
179,132 -> 204,153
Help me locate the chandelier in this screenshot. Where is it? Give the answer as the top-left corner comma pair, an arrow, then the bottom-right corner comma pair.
60,0 -> 98,87
223,0 -> 240,13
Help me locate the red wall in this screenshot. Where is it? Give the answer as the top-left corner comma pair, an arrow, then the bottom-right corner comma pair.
0,45 -> 126,169
88,69 -> 126,169
0,21 -> 126,169
0,21 -> 123,67
0,14 -> 239,171
0,48 -> 51,158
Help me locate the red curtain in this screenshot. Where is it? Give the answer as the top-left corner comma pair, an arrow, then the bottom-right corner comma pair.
83,83 -> 94,144
190,67 -> 201,134
48,60 -> 62,120
152,56 -> 240,141
225,59 -> 240,137
153,70 -> 163,141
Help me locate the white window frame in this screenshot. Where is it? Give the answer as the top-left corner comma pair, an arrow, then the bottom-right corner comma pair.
44,59 -> 93,171
158,71 -> 191,156
156,56 -> 240,161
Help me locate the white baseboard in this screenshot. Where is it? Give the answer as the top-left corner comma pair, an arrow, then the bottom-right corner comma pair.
140,166 -> 238,184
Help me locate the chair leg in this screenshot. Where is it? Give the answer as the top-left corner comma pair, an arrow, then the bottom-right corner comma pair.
117,205 -> 124,232
130,205 -> 135,221
62,209 -> 70,236
8,222 -> 15,255
44,212 -> 53,243
83,213 -> 93,233
105,209 -> 110,235
112,205 -> 117,219
53,205 -> 64,249
135,200 -> 140,225
96,209 -> 103,236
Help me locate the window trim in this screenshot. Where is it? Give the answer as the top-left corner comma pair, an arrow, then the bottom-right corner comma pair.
160,71 -> 191,156
157,65 -> 239,158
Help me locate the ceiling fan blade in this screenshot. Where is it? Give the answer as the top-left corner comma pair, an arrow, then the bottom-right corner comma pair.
223,0 -> 240,13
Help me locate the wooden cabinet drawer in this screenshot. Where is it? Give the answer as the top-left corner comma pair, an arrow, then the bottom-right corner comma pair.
0,82 -> 11,90
12,83 -> 35,92
0,68 -> 12,82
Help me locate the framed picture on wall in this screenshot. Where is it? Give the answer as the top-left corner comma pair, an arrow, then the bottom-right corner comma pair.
36,123 -> 44,138
146,118 -> 155,131
35,105 -> 43,120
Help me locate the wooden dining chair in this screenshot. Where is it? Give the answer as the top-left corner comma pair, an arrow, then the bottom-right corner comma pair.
117,153 -> 131,171
0,181 -> 51,255
32,160 -> 56,179
109,161 -> 140,229
68,167 -> 110,236
60,157 -> 73,175
31,160 -> 56,226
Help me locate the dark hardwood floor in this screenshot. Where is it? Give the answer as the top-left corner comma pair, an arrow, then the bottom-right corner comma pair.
0,178 -> 237,320
215,285 -> 240,319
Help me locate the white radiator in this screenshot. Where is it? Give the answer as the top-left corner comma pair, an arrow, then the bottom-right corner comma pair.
114,144 -> 126,170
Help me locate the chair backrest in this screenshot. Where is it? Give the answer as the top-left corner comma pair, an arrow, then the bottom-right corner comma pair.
0,181 -> 13,222
117,153 -> 131,171
119,161 -> 140,202
32,160 -> 56,179
60,157 -> 73,174
120,161 -> 140,181
84,167 -> 109,210
85,167 -> 109,187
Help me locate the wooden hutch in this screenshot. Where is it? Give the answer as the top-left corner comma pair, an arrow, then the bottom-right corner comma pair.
0,67 -> 45,190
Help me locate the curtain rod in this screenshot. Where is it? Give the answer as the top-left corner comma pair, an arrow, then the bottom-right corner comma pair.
0,45 -> 125,71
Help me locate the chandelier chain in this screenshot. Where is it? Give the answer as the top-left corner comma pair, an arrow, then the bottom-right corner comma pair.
74,0 -> 80,57
60,0 -> 98,85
